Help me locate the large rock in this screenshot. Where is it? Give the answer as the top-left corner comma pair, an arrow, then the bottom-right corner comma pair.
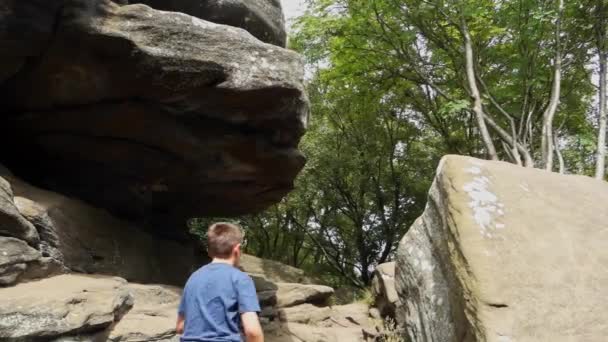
133,0 -> 287,46
371,262 -> 399,318
396,155 -> 608,342
0,0 -> 308,240
0,274 -> 133,340
2,173 -> 204,285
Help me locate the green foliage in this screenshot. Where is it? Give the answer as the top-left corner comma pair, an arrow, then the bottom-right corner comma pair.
292,0 -> 599,170
192,0 -> 606,289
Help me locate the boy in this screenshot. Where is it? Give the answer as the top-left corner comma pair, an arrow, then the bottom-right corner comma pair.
176,223 -> 264,342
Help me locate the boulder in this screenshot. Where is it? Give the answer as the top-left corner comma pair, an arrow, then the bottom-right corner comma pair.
0,176 -> 39,245
275,283 -> 334,308
0,0 -> 308,239
133,0 -> 287,46
3,173 -> 205,286
0,274 -> 133,340
108,283 -> 182,341
396,155 -> 608,342
371,262 -> 399,318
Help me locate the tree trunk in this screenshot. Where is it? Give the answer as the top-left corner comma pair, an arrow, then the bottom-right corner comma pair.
595,0 -> 608,180
542,0 -> 564,171
461,19 -> 498,160
555,134 -> 565,174
483,112 -> 534,166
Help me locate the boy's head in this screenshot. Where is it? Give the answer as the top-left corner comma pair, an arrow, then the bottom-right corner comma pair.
207,222 -> 244,262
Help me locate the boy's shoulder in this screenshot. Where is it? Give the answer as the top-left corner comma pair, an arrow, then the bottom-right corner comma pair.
196,263 -> 250,279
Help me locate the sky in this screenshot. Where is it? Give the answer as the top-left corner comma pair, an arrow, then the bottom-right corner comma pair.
282,0 -> 307,29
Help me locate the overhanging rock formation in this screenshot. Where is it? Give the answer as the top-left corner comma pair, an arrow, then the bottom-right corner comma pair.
396,155 -> 608,341
0,0 -> 309,241
133,0 -> 288,47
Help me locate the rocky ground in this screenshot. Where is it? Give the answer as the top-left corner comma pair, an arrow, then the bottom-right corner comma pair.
0,254 -> 383,341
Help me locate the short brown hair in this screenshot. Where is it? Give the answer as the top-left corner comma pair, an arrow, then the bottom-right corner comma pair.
207,222 -> 244,258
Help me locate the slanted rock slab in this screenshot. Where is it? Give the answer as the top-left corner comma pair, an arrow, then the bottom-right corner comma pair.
396,155 -> 608,342
0,274 -> 133,340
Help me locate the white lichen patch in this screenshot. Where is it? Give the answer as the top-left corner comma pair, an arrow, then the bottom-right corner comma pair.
462,165 -> 506,238
465,166 -> 482,175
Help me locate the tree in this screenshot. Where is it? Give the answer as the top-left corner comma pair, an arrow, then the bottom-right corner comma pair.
595,0 -> 608,179
294,0 -> 596,172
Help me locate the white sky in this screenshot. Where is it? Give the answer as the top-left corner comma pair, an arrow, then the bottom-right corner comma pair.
282,0 -> 307,29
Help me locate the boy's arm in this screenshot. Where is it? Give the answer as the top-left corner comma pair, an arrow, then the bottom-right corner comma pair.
176,289 -> 187,335
176,314 -> 185,335
237,273 -> 264,342
241,312 -> 263,342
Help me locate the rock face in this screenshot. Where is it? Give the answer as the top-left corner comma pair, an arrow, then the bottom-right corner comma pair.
0,0 -> 308,241
133,0 -> 287,46
396,155 -> 608,342
371,262 -> 400,318
0,173 -> 205,286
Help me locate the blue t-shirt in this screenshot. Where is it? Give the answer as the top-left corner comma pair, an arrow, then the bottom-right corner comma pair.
178,263 -> 261,342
